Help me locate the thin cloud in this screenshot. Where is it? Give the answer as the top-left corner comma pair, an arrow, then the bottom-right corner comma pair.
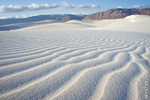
0,2 -> 100,13
117,6 -> 122,8
69,12 -> 90,15
132,5 -> 150,9
0,15 -> 36,19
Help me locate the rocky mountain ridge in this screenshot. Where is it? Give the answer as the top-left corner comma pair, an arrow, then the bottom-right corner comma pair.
83,8 -> 150,20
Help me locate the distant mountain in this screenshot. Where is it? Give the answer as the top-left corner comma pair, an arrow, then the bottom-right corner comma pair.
83,8 -> 150,20
1,8 -> 150,26
0,8 -> 150,31
0,14 -> 87,26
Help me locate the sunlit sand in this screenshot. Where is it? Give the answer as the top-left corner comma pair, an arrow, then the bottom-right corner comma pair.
0,15 -> 150,100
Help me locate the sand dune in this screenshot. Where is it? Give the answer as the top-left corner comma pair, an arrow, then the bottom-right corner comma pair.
0,15 -> 150,100
12,15 -> 150,33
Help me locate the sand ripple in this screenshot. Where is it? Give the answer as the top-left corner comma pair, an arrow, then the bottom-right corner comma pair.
0,30 -> 150,100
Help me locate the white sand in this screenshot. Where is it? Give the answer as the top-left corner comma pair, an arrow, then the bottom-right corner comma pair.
0,15 -> 150,100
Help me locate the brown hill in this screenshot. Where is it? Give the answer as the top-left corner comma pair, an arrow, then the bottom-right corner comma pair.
83,8 -> 150,20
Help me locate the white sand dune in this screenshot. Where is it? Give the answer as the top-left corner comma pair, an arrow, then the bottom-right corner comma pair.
0,15 -> 150,100
14,15 -> 150,33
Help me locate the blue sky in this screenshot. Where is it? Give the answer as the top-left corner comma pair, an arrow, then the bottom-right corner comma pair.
0,0 -> 150,19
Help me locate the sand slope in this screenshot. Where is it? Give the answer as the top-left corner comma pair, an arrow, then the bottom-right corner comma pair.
12,15 -> 150,33
0,15 -> 150,100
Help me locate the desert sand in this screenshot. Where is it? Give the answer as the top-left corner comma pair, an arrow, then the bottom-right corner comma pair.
0,15 -> 150,100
